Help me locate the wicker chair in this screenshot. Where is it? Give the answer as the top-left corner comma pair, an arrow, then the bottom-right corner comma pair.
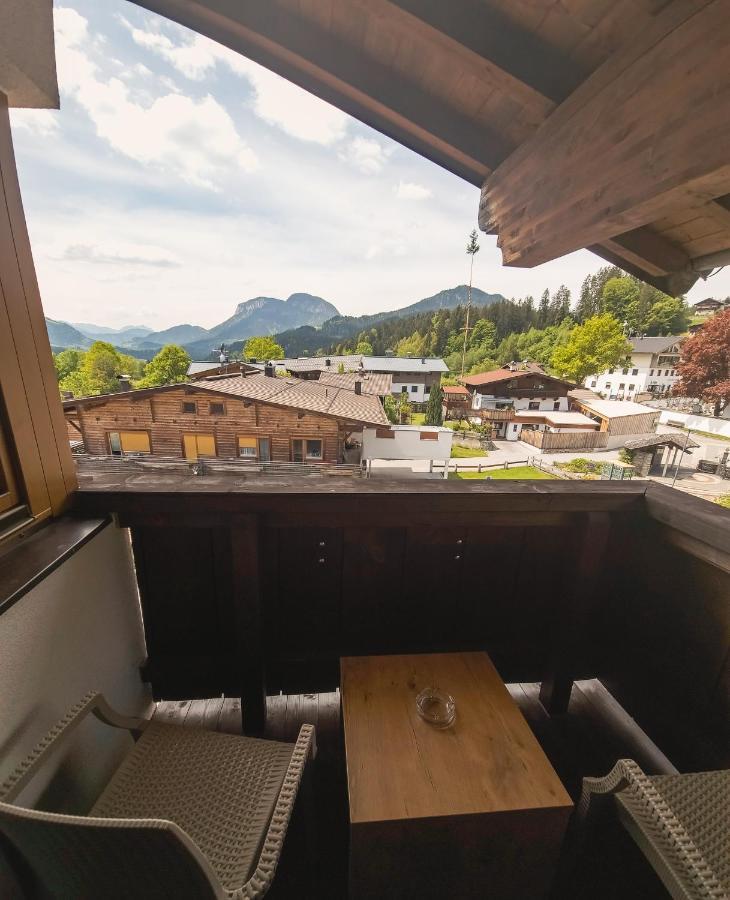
578,759 -> 730,900
0,692 -> 316,899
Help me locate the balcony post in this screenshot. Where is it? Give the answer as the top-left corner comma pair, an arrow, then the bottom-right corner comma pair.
231,514 -> 266,734
539,511 -> 611,714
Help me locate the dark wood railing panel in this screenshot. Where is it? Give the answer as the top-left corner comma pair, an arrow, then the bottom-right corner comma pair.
596,505 -> 730,771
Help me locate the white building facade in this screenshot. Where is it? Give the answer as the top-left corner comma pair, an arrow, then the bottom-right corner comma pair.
361,425 -> 453,460
585,336 -> 683,401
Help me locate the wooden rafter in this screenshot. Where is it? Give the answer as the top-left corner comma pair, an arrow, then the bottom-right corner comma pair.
480,0 -> 730,269
384,0 -> 583,105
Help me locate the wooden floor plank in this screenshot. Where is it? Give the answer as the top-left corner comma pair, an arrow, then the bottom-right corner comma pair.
149,679 -> 673,899
218,697 -> 243,734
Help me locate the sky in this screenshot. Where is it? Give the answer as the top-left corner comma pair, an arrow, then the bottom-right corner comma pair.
9,1 -> 728,331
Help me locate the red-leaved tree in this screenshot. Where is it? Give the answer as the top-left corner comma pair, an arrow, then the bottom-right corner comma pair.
674,309 -> 730,416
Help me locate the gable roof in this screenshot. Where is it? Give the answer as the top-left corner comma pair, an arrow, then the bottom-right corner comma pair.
65,374 -> 389,427
362,356 -> 448,373
461,370 -> 575,389
443,385 -> 470,396
275,355 -> 363,373
317,371 -> 392,395
630,336 -> 683,354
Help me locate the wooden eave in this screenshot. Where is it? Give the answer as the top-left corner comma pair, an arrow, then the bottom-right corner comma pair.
131,0 -> 730,293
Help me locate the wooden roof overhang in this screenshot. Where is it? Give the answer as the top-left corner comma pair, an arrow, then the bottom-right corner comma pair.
132,0 -> 730,295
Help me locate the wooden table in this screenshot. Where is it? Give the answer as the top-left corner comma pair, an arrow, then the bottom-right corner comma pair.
340,652 -> 573,899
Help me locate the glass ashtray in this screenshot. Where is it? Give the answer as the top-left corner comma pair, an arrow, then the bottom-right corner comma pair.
415,687 -> 456,729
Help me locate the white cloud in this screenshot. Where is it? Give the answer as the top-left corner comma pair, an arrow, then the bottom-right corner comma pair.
122,19 -> 348,144
54,7 -> 257,189
10,109 -> 59,137
394,180 -> 432,200
61,242 -> 180,268
338,137 -> 390,174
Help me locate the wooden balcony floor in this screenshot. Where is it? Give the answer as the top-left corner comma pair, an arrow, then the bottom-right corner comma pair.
153,679 -> 674,899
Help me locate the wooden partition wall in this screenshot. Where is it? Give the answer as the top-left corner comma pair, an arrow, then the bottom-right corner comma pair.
75,480 -> 729,766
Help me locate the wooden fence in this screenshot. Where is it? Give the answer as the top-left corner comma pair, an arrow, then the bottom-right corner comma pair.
519,429 -> 608,452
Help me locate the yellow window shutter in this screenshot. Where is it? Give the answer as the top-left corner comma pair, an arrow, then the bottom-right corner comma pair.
238,436 -> 257,448
120,432 -> 151,453
197,434 -> 216,457
183,434 -> 198,460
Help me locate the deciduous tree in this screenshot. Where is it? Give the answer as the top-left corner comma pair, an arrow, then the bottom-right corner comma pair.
243,336 -> 284,361
674,310 -> 730,416
137,345 -> 191,388
59,341 -> 123,397
550,314 -> 631,383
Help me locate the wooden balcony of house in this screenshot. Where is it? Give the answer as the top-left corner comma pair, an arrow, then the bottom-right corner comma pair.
470,407 -> 516,422
1,475 -> 728,899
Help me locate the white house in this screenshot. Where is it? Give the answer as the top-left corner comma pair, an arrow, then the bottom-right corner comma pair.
585,336 -> 683,400
361,425 -> 453,461
362,356 -> 448,404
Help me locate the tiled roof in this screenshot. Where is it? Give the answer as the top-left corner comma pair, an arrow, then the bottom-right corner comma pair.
195,374 -> 389,427
443,385 -> 470,396
317,371 -> 392,395
363,355 -> 448,373
630,336 -> 683,354
461,370 -> 574,388
275,355 -> 364,373
624,433 -> 700,451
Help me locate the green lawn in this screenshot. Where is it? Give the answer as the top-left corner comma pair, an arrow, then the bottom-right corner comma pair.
450,445 -> 485,458
683,428 -> 730,443
410,412 -> 426,425
717,495 -> 730,509
449,465 -> 555,480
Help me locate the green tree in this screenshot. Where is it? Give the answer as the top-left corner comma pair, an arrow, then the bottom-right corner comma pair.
550,314 -> 632,383
119,353 -> 146,381
355,340 -> 373,355
54,348 -> 84,382
394,331 -> 428,357
59,341 -> 123,397
601,276 -> 639,322
383,394 -> 399,424
468,319 -> 496,352
644,296 -> 689,335
538,289 -> 550,327
398,392 -> 411,424
424,382 -> 444,426
137,345 -> 191,388
243,336 -> 284,361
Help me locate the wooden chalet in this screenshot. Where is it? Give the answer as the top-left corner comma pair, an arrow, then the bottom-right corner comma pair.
2,3 -> 730,899
63,373 -> 388,465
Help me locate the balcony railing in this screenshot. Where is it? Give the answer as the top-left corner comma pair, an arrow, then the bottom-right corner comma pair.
470,407 -> 516,421
2,476 -> 729,898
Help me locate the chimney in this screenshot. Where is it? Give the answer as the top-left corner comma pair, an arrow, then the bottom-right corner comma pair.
325,358 -> 331,367
116,374 -> 132,391
421,357 -> 426,364
354,380 -> 362,395
264,362 -> 274,378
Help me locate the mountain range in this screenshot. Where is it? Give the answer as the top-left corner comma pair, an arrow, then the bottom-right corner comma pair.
46,286 -> 505,358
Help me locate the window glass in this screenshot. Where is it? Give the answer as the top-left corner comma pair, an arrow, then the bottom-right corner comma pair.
258,437 -> 271,462
632,369 -> 638,376
410,385 -> 417,393
238,435 -> 257,457
109,432 -> 122,456
306,439 -> 322,459
209,402 -> 225,416
182,401 -> 196,414
0,415 -> 20,514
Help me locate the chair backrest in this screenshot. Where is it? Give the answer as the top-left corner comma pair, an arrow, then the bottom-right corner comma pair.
0,802 -> 223,900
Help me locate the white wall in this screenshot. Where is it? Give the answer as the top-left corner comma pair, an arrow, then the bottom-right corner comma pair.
658,410 -> 730,439
362,426 -> 453,460
473,394 -> 569,412
0,523 -> 150,816
392,381 -> 429,403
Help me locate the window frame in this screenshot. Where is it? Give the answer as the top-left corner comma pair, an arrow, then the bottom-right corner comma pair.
0,416 -> 20,514
181,400 -> 197,415
107,430 -> 152,457
208,401 -> 225,417
291,436 -> 324,462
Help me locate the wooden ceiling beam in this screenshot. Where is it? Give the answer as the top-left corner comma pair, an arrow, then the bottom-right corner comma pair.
132,0 -> 512,185
588,243 -> 699,297
384,0 -> 583,105
600,227 -> 690,277
480,0 -> 730,268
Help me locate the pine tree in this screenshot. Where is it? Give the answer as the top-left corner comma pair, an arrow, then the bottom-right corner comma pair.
424,382 -> 444,426
538,289 -> 550,327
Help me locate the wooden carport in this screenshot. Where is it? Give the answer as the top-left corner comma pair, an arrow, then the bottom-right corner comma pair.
131,0 -> 730,295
